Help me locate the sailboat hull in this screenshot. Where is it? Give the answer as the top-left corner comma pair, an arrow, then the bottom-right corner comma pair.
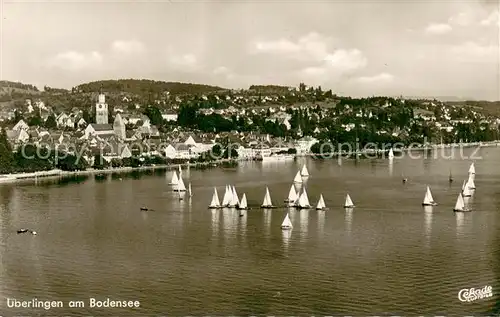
344,205 -> 355,208
261,205 -> 277,209
422,202 -> 438,206
294,205 -> 311,209
281,226 -> 292,230
453,208 -> 471,212
208,206 -> 221,209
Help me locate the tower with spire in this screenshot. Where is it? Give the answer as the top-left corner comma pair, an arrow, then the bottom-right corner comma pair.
95,90 -> 109,124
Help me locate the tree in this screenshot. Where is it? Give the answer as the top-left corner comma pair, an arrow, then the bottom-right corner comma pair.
45,114 -> 57,129
0,128 -> 15,173
143,106 -> 164,126
28,115 -> 43,127
93,154 -> 108,169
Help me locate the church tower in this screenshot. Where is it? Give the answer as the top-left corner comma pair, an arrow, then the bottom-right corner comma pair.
95,93 -> 109,124
113,113 -> 126,140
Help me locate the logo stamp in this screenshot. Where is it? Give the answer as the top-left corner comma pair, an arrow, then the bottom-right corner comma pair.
458,285 -> 493,302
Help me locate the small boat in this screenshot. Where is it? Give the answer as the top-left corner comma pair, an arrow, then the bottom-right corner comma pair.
221,185 -> 232,207
388,148 -> 394,159
208,187 -> 221,209
17,229 -> 37,235
281,213 -> 293,230
402,174 -> 408,183
169,171 -> 179,186
468,162 -> 475,175
316,194 -> 326,210
293,171 -> 303,184
188,183 -> 192,197
462,180 -> 472,197
140,207 -> 151,211
453,192 -> 470,212
449,170 -> 453,183
422,186 -> 438,206
177,176 -> 187,192
229,185 -> 239,208
344,194 -> 355,208
284,184 -> 298,203
261,187 -> 276,208
295,187 -> 311,209
237,193 -> 248,210
300,164 -> 309,177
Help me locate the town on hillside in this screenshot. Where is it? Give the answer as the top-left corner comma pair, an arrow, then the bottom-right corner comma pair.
0,80 -> 499,174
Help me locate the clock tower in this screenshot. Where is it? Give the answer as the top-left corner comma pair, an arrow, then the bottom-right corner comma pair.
95,93 -> 109,124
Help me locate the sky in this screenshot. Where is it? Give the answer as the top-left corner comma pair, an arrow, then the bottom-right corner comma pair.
1,0 -> 499,100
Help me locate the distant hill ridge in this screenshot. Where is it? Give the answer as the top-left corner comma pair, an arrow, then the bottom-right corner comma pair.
74,79 -> 227,95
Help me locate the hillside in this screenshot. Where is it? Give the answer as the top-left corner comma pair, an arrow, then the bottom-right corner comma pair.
249,85 -> 294,94
74,79 -> 227,96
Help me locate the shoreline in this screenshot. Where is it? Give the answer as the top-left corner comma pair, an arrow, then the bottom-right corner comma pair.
0,159 -> 237,185
1,141 -> 499,184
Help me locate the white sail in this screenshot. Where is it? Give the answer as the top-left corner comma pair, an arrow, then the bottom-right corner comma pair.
293,171 -> 303,183
239,193 -> 248,209
261,187 -> 273,207
388,148 -> 394,159
177,176 -> 186,191
286,184 -> 297,202
222,185 -> 232,206
281,213 -> 293,229
467,174 -> 475,189
170,171 -> 179,185
316,194 -> 326,210
188,183 -> 192,197
468,162 -> 475,174
462,181 -> 472,197
178,165 -> 182,176
423,186 -> 435,205
297,187 -> 310,208
454,193 -> 465,211
209,188 -> 220,208
462,180 -> 466,191
344,194 -> 354,207
301,164 -> 309,177
230,185 -> 239,207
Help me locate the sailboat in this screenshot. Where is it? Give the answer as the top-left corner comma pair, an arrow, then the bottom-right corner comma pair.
468,162 -> 475,175
284,184 -> 298,203
178,165 -> 182,176
237,193 -> 248,210
261,187 -> 275,208
229,186 -> 239,208
177,175 -> 187,192
344,194 -> 355,208
208,188 -> 221,209
300,164 -> 309,177
293,171 -> 303,184
295,187 -> 311,209
453,192 -> 470,212
388,148 -> 394,159
466,174 -> 475,190
316,194 -> 326,210
169,171 -> 179,186
462,180 -> 472,197
281,213 -> 293,230
188,182 -> 192,197
422,186 -> 438,206
221,185 -> 232,207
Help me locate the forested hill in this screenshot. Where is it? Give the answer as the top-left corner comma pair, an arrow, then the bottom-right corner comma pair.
73,79 -> 227,95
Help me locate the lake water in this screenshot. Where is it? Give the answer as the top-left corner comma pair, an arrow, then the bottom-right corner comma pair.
1,147 -> 499,316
